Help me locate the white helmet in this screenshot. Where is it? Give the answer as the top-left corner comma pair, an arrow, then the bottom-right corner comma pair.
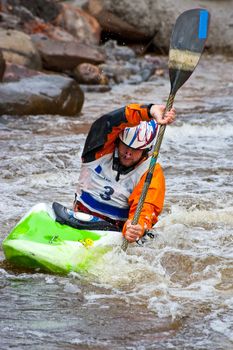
119,120 -> 157,150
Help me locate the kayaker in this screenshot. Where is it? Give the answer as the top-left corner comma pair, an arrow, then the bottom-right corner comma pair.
73,103 -> 176,243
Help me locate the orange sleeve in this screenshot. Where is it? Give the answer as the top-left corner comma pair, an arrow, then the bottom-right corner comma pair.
122,163 -> 165,236
125,104 -> 152,124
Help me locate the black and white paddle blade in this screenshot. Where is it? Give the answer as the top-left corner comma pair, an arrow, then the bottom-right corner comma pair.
169,8 -> 210,95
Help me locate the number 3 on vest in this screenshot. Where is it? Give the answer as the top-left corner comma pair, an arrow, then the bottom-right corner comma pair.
100,186 -> 114,201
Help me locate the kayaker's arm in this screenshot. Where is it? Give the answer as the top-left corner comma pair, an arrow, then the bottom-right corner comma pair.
122,164 -> 165,240
82,104 -> 154,163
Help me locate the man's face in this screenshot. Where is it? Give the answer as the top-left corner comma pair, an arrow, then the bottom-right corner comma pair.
118,141 -> 144,167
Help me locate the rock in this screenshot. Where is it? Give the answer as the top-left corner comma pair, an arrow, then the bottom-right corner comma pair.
128,42 -> 153,56
103,40 -> 136,61
3,63 -> 44,82
100,62 -> 139,84
155,68 -> 165,77
24,20 -> 77,42
97,41 -> 160,84
80,84 -> 111,93
31,34 -> 105,71
2,1 -> 77,43
86,0 -> 151,42
6,3 -> 36,23
69,0 -> 88,8
7,0 -> 62,23
86,0 -> 233,54
99,51 -> 162,85
44,25 -> 78,42
0,75 -> 84,116
54,3 -> 101,45
0,50 -> 6,81
0,29 -> 42,69
0,12 -> 22,30
149,0 -> 233,54
144,54 -> 166,67
73,62 -> 108,84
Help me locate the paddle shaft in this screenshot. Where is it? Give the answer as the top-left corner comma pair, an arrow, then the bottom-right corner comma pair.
121,9 -> 209,251
121,93 -> 175,251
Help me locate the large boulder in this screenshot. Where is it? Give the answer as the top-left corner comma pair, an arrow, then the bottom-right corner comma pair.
86,0 -> 233,53
54,2 -> 101,45
0,75 -> 84,116
32,34 -> 105,71
86,0 -> 151,42
148,0 -> 233,54
0,29 -> 42,69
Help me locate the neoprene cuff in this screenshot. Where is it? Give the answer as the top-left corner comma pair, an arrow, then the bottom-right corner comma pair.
147,104 -> 154,119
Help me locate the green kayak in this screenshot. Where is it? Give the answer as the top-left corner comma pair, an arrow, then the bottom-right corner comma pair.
2,203 -> 122,274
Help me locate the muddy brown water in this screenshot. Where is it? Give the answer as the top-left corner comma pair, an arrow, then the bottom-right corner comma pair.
0,54 -> 233,349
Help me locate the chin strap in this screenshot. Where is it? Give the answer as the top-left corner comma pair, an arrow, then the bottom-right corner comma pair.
112,148 -> 135,181
112,147 -> 149,181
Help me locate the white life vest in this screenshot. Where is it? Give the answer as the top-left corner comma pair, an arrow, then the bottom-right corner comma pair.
76,153 -> 150,221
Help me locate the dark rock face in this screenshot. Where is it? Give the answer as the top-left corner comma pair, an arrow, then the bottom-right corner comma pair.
0,75 -> 84,116
0,50 -> 6,81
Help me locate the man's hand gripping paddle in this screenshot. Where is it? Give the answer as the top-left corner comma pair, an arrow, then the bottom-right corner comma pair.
121,8 -> 210,251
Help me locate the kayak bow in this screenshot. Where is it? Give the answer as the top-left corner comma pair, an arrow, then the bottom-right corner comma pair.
3,203 -> 122,274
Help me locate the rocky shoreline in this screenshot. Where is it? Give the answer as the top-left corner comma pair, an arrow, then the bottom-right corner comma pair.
0,0 -> 231,116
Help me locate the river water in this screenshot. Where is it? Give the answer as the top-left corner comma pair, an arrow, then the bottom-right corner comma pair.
0,54 -> 232,350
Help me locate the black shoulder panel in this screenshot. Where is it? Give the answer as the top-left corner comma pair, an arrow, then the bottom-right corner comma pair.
82,107 -> 127,162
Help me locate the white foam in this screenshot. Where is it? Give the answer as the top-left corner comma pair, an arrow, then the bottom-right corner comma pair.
63,282 -> 81,294
148,295 -> 182,320
166,123 -> 233,141
158,205 -> 233,226
210,319 -> 233,341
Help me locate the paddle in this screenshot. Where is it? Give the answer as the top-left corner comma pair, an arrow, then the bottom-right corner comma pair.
121,8 -> 210,251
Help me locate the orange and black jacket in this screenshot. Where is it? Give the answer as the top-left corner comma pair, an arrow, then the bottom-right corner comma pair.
82,103 -> 165,234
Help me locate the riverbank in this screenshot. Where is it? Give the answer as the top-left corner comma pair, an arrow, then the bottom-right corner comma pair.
0,0 -> 232,117
0,0 -> 168,116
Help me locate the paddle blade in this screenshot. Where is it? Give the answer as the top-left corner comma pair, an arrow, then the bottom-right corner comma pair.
169,8 -> 210,95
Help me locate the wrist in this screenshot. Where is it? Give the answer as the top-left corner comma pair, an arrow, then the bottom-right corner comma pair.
149,104 -> 161,123
147,104 -> 154,119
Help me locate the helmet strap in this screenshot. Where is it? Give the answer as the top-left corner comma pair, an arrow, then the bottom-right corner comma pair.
112,148 -> 135,181
142,149 -> 149,158
112,144 -> 149,181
